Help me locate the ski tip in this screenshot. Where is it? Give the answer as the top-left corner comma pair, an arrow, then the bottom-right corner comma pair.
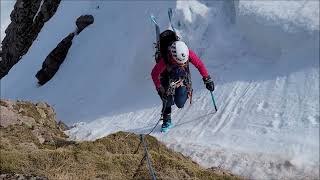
150,15 -> 158,24
150,15 -> 156,20
168,8 -> 173,18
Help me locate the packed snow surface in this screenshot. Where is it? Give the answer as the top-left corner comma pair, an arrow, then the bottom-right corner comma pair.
1,0 -> 319,179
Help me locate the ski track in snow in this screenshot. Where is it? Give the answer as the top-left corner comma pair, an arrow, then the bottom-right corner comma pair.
1,0 -> 319,179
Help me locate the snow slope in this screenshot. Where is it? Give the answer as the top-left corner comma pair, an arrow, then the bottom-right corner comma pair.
1,0 -> 319,179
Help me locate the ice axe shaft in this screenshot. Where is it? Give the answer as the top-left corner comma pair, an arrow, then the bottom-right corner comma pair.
210,91 -> 218,111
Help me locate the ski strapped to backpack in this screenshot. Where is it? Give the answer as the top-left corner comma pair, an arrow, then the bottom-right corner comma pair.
150,9 -> 178,63
168,8 -> 176,33
150,15 -> 161,62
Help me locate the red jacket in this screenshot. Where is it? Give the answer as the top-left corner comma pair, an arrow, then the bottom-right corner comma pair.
151,49 -> 209,89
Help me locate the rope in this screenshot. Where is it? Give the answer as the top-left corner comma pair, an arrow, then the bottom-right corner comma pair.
147,98 -> 168,135
130,90 -> 217,180
120,98 -> 168,140
136,98 -> 169,179
123,98 -> 168,179
140,134 -> 157,180
120,86 -> 217,180
147,119 -> 162,135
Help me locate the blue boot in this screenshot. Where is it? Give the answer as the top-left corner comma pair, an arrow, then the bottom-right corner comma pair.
161,114 -> 173,132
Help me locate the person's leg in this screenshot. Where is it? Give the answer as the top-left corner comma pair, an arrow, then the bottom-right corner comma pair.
160,95 -> 174,132
161,106 -> 172,132
162,96 -> 173,123
159,71 -> 173,124
174,86 -> 188,108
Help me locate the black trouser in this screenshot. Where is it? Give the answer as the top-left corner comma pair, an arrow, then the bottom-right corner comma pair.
160,71 -> 188,121
162,86 -> 188,112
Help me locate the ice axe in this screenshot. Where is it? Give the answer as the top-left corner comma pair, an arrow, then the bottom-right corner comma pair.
210,91 -> 218,112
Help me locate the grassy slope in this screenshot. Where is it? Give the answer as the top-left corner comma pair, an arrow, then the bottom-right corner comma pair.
0,100 -> 243,180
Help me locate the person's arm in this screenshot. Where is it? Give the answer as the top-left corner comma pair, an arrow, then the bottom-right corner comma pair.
151,58 -> 166,90
189,49 -> 209,78
189,49 -> 215,91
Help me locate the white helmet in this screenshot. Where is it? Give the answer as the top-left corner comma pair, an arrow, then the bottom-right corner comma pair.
169,41 -> 189,64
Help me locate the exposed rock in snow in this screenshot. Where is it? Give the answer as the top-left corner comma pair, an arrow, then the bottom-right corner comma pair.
35,14 -> 94,85
35,33 -> 75,85
76,15 -> 94,34
0,0 -> 61,79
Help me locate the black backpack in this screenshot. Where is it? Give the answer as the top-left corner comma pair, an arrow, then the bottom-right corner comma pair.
157,30 -> 193,103
156,29 -> 179,64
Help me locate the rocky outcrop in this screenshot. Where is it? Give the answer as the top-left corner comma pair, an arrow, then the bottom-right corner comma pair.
76,15 -> 94,34
0,100 -> 68,146
0,0 -> 61,79
35,33 -> 75,85
0,100 -> 241,180
35,15 -> 94,85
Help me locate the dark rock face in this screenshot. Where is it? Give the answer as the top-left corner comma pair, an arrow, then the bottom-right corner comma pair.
35,33 -> 75,85
76,15 -> 94,34
0,46 -> 3,61
0,0 -> 61,79
35,14 -> 94,86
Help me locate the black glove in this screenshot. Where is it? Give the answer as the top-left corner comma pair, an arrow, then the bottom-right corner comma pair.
157,86 -> 167,100
203,76 -> 214,91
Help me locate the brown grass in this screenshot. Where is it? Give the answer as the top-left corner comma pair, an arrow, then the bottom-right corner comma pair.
0,100 -> 243,179
0,130 -> 243,180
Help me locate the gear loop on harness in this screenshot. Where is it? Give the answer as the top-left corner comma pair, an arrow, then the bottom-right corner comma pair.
166,78 -> 184,96
165,60 -> 193,104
